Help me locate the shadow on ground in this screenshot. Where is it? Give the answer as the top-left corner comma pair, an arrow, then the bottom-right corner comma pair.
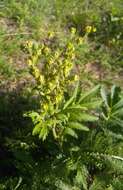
0,85 -> 39,177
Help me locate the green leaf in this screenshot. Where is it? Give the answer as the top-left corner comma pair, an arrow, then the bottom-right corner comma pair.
72,81 -> 79,99
112,116 -> 123,128
55,180 -> 73,190
81,100 -> 102,109
111,85 -> 121,105
39,125 -> 49,141
70,146 -> 80,152
24,111 -> 40,124
112,99 -> 123,111
32,122 -> 41,135
63,81 -> 79,110
101,87 -> 109,108
103,129 -> 123,140
14,177 -> 22,190
65,105 -> 87,110
70,112 -> 98,122
75,165 -> 88,190
78,85 -> 100,103
68,122 -> 89,131
63,96 -> 74,110
112,108 -> 123,117
64,127 -> 78,138
89,176 -> 106,190
111,85 -> 116,102
57,113 -> 68,122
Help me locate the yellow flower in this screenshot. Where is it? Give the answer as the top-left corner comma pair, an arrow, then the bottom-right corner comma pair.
49,82 -> 56,90
37,49 -> 42,56
56,94 -> 62,103
74,75 -> 79,81
43,103 -> 49,111
33,68 -> 40,79
92,26 -> 97,32
48,58 -> 54,65
43,47 -> 51,55
39,75 -> 45,84
64,66 -> 71,77
48,31 -> 55,39
27,40 -> 33,49
67,42 -> 75,52
77,37 -> 84,45
85,25 -> 92,33
54,50 -> 60,59
70,27 -> 76,35
28,59 -> 32,66
71,53 -> 75,60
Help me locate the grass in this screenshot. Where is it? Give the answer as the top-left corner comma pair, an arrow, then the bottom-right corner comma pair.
0,0 -> 123,90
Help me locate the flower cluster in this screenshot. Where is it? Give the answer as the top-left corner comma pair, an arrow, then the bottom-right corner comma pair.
85,25 -> 97,34
24,31 -> 79,140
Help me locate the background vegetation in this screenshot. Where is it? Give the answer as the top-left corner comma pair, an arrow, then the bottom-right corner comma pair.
0,0 -> 123,189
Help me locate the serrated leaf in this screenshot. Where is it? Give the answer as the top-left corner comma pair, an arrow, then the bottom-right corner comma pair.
64,127 -> 78,138
68,122 -> 89,131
